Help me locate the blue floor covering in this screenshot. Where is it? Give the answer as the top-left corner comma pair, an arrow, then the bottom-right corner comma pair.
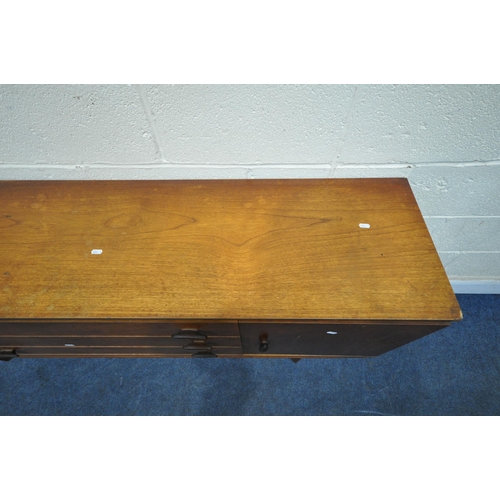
1,294 -> 499,415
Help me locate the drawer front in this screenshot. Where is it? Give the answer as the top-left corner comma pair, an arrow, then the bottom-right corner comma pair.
11,347 -> 241,358
0,322 -> 242,357
240,323 -> 447,357
0,336 -> 242,348
0,322 -> 238,338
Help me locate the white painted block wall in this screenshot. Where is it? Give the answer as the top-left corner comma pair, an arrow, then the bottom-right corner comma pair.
1,84 -> 499,292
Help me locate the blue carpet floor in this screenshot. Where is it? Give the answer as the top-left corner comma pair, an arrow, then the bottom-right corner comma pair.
1,294 -> 498,415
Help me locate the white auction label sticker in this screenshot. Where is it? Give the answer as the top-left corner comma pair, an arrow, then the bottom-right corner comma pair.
91,249 -> 103,255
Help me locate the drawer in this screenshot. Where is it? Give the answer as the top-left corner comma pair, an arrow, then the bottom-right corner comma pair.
0,321 -> 243,358
239,323 -> 448,357
0,336 -> 242,348
10,346 -> 241,358
0,322 -> 239,338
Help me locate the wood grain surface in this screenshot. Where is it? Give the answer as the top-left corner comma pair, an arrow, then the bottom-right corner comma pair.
0,179 -> 462,321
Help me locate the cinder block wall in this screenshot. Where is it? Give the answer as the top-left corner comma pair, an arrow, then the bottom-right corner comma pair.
1,85 -> 499,292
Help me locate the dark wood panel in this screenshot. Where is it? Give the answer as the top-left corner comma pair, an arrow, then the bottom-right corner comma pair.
15,346 -> 242,357
239,323 -> 448,357
0,322 -> 239,338
0,336 -> 242,348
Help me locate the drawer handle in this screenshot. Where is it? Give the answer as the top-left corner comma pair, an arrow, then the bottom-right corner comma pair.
192,352 -> 218,358
172,329 -> 207,340
259,342 -> 269,353
0,349 -> 18,362
259,333 -> 269,353
182,342 -> 212,351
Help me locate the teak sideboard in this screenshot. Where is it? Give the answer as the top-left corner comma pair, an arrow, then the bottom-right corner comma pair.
0,178 -> 462,361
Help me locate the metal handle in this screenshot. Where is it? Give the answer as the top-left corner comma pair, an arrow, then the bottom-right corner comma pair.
258,333 -> 269,353
172,329 -> 207,340
0,350 -> 18,362
182,342 -> 212,351
192,352 -> 217,358
259,342 -> 269,353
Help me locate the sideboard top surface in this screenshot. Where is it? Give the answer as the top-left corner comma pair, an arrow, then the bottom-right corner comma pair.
0,179 -> 461,322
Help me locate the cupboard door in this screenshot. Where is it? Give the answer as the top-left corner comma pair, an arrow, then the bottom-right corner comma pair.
239,323 -> 447,357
